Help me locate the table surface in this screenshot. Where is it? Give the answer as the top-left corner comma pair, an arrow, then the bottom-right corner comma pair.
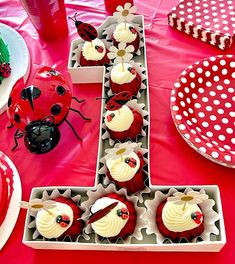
0,0 -> 235,263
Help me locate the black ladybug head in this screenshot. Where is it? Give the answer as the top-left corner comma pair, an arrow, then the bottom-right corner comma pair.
24,119 -> 60,154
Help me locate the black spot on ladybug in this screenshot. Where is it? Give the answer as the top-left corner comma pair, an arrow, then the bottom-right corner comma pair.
51,104 -> 62,116
81,33 -> 85,37
56,86 -> 65,96
88,26 -> 93,30
14,113 -> 21,123
49,70 -> 60,76
8,97 -> 12,107
21,86 -> 41,100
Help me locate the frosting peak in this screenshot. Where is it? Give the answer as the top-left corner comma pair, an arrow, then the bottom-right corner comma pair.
113,22 -> 137,43
82,38 -> 106,61
111,63 -> 136,85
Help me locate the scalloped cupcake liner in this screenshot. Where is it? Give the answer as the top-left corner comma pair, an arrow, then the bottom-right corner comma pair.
98,141 -> 151,201
80,183 -> 146,244
27,188 -> 89,242
104,60 -> 147,99
101,99 -> 149,146
144,187 -> 220,244
71,38 -> 112,68
102,21 -> 144,56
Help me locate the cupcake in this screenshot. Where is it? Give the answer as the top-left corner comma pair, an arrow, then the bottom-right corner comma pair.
109,62 -> 141,96
112,22 -> 140,53
88,193 -> 136,242
22,195 -> 85,241
104,95 -> 143,142
156,191 -> 208,242
104,142 -> 146,193
0,35 -> 11,84
80,38 -> 110,66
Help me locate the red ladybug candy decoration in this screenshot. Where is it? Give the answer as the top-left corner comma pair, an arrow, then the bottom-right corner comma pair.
68,13 -> 98,42
0,62 -> 11,78
105,91 -> 133,111
7,66 -> 90,154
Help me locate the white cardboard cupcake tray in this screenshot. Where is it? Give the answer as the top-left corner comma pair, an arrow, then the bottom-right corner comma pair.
23,185 -> 225,252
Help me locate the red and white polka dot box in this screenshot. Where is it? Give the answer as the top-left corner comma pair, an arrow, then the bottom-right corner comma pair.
168,0 -> 235,50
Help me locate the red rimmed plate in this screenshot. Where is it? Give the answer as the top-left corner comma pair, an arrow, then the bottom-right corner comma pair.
171,55 -> 235,168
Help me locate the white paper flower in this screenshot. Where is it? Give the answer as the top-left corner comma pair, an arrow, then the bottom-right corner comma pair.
19,199 -> 57,212
167,191 -> 209,205
108,42 -> 134,64
113,2 -> 137,23
105,142 -> 138,160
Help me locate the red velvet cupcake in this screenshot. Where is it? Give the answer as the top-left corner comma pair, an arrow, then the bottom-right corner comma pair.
80,38 -> 110,66
109,62 -> 142,96
104,142 -> 146,193
88,193 -> 136,242
104,104 -> 143,142
156,191 -> 208,242
35,197 -> 84,240
112,22 -> 140,53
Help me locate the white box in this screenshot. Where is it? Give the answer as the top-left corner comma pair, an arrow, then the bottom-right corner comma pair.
67,15 -> 145,83
22,185 -> 226,252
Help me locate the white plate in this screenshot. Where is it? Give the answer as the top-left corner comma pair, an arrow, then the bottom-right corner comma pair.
0,151 -> 22,250
0,23 -> 30,114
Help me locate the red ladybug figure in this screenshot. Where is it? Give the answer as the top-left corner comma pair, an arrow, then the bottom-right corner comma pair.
7,66 -> 90,154
68,13 -> 98,42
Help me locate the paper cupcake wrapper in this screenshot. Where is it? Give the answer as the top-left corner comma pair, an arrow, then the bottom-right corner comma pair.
144,187 -> 220,244
80,183 -> 146,244
102,21 -> 144,56
101,99 -> 149,146
98,141 -> 150,202
27,188 -> 89,242
104,60 -> 147,99
71,38 -> 112,67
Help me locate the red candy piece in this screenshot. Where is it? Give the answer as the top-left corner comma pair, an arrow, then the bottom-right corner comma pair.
106,91 -> 133,111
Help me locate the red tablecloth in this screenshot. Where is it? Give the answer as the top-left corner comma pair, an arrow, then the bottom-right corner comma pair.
0,0 -> 235,262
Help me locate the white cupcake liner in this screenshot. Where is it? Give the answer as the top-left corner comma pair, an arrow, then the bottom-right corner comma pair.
71,38 -> 112,67
144,187 -> 220,244
104,60 -> 147,98
27,188 -> 89,242
98,141 -> 150,202
80,183 -> 146,244
101,99 -> 149,146
102,21 -> 144,56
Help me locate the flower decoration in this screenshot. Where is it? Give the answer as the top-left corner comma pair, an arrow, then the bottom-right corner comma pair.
168,191 -> 209,206
19,199 -> 57,212
105,142 -> 138,160
108,42 -> 134,65
113,2 -> 137,23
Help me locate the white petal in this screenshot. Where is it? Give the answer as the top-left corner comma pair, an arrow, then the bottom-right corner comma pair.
187,191 -> 200,197
19,201 -> 29,209
125,45 -> 134,53
173,200 -> 185,205
30,199 -> 43,205
129,6 -> 137,14
114,57 -> 122,64
113,12 -> 121,20
107,52 -> 117,60
123,53 -> 133,62
167,196 -> 180,202
173,192 -> 184,198
126,14 -> 134,22
109,46 -> 118,53
118,42 -> 126,50
116,5 -> 123,12
124,2 -> 132,10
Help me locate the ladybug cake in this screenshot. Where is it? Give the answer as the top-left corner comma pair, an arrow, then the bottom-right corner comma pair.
80,38 -> 110,66
156,191 -> 208,242
0,34 -> 11,84
110,62 -> 141,96
88,193 -> 136,242
103,91 -> 143,142
35,197 -> 84,240
112,22 -> 140,53
103,142 -> 146,193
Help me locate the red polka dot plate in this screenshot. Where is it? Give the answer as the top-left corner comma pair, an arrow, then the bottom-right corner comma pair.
171,55 -> 235,168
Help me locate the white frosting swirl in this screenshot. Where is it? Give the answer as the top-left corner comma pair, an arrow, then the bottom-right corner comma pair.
36,202 -> 73,239
82,38 -> 106,61
113,22 -> 137,43
111,63 -> 136,85
162,201 -> 203,232
90,197 -> 128,237
106,151 -> 140,182
105,105 -> 134,132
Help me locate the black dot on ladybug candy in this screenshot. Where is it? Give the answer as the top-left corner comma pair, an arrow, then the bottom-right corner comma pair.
21,86 -> 41,100
51,104 -> 62,116
49,70 -> 59,76
88,26 -> 93,30
81,33 -> 85,38
8,97 -> 12,107
56,86 -> 65,96
14,113 -> 21,123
